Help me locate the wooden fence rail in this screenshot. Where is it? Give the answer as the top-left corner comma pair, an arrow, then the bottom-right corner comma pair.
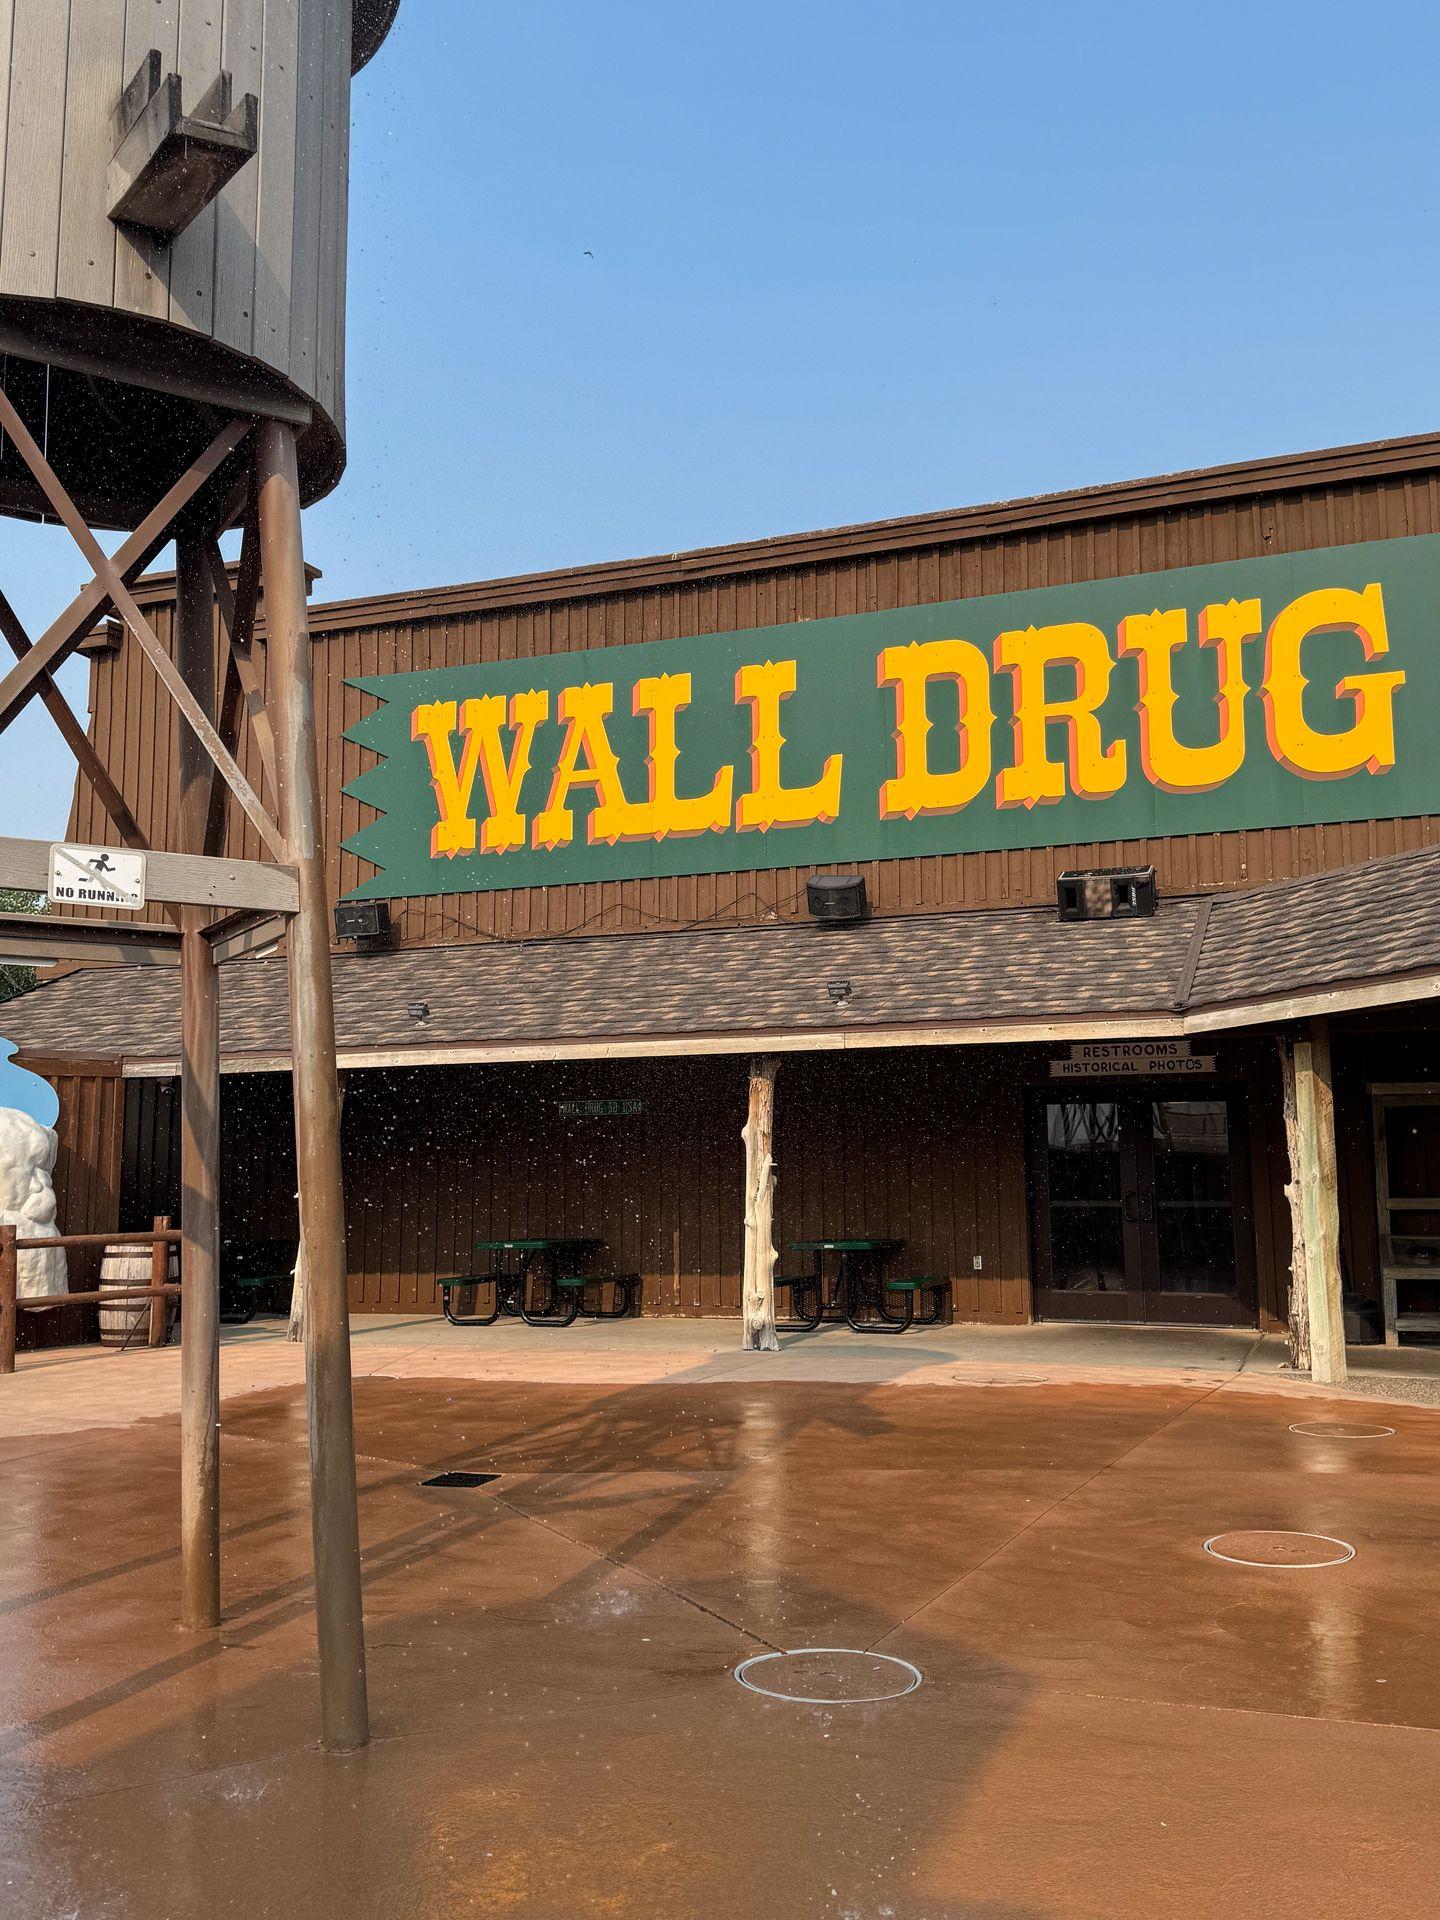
0,1217 -> 179,1374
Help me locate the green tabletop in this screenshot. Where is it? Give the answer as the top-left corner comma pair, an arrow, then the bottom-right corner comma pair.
789,1239 -> 904,1253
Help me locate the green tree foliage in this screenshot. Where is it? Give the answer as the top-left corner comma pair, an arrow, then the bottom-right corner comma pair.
0,889 -> 45,1004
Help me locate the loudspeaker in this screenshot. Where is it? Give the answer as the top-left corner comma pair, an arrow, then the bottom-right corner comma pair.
806,874 -> 869,924
334,899 -> 391,942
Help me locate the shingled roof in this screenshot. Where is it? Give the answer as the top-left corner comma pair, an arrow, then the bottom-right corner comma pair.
4,843 -> 1439,1072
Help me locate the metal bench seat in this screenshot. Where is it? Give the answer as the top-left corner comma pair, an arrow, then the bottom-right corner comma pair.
847,1275 -> 951,1333
438,1270 -> 641,1327
528,1273 -> 641,1326
437,1271 -> 524,1327
774,1273 -> 823,1333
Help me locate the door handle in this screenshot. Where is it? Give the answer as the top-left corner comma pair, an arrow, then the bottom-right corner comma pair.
1122,1192 -> 1139,1223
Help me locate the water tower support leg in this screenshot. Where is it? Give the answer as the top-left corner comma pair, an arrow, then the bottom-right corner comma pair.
175,535 -> 222,1631
254,421 -> 370,1753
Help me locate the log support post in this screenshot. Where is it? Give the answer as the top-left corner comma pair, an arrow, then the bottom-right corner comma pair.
0,1224 -> 16,1375
148,1213 -> 172,1348
257,420 -> 369,1753
1276,1035 -> 1310,1372
741,1056 -> 780,1353
288,1072 -> 347,1346
176,535 -> 223,1630
1290,1018 -> 1347,1388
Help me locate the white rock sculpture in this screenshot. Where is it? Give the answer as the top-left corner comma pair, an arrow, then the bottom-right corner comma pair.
0,1106 -> 67,1297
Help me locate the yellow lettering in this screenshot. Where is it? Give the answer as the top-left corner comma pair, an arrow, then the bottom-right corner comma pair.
532,683 -> 642,849
877,639 -> 994,818
1116,599 -> 1254,794
1261,584 -> 1405,780
993,622 -> 1126,807
463,689 -> 549,854
411,699 -> 483,857
734,660 -> 843,831
629,673 -> 732,837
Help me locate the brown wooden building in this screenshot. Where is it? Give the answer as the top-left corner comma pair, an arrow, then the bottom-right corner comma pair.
9,432 -> 1440,1342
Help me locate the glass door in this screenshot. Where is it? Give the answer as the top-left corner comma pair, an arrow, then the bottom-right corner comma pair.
1030,1097 -> 1145,1322
1030,1088 -> 1255,1327
1142,1097 -> 1250,1324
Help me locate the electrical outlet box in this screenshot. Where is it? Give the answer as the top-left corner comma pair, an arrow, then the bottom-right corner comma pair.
972,1254 -> 983,1271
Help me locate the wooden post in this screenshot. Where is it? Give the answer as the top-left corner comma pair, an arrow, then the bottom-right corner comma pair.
0,1224 -> 17,1375
741,1056 -> 780,1352
148,1214 -> 172,1348
288,1073 -> 347,1345
256,420 -> 369,1753
175,535 -> 223,1630
1276,1035 -> 1310,1371
1293,1018 -> 1347,1387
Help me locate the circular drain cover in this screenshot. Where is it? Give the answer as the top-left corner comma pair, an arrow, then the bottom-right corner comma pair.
1289,1419 -> 1395,1440
1204,1530 -> 1355,1568
733,1648 -> 923,1704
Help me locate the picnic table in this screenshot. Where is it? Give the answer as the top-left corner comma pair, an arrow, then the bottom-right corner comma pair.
218,1238 -> 297,1325
780,1238 -> 949,1333
439,1237 -> 640,1328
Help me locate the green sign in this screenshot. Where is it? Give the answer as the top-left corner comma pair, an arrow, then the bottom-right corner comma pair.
342,534 -> 1439,899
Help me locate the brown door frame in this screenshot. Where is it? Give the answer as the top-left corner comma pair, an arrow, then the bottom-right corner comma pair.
1027,1080 -> 1258,1328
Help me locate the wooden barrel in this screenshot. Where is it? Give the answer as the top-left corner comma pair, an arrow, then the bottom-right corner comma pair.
99,1244 -> 178,1348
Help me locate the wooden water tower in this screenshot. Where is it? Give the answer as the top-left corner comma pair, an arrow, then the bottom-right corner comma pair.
0,0 -> 404,1752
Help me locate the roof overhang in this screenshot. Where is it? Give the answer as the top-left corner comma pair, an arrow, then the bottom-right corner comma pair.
79,962 -> 1440,1080
9,845 -> 1440,1081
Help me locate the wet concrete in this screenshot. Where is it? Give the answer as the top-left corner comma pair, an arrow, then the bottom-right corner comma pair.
13,1316 -> 1440,1439
2,1373 -> 1438,1918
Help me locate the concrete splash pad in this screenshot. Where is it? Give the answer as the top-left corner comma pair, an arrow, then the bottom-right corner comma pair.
2,1357 -> 1439,1917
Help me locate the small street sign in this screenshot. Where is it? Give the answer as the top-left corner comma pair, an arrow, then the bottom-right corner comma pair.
47,843 -> 147,911
1050,1048 -> 1217,1079
1068,1040 -> 1192,1064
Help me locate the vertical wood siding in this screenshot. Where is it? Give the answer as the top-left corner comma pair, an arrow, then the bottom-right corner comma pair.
115,1052 -> 1077,1324
121,1069 -> 296,1243
0,0 -> 71,299
56,1 -> 127,311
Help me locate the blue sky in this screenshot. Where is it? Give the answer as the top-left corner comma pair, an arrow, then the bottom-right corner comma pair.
2,0 -> 1437,1117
